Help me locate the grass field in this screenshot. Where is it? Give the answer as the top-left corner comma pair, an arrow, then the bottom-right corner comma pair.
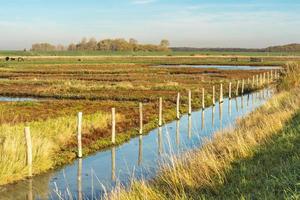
0,55 -> 288,186
107,62 -> 300,200
199,111 -> 300,199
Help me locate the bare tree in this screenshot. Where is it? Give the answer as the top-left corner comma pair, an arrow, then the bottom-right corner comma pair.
86,37 -> 98,50
68,43 -> 77,51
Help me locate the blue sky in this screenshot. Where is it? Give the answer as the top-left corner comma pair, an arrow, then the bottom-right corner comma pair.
0,0 -> 299,49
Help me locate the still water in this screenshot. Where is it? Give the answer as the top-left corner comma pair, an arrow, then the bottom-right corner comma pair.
0,89 -> 272,200
0,97 -> 36,102
157,65 -> 281,70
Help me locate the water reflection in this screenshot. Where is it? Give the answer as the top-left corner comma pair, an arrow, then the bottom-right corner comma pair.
0,89 -> 273,200
228,99 -> 232,116
111,148 -> 116,181
246,94 -> 250,109
138,135 -> 143,166
219,102 -> 223,129
188,115 -> 192,139
158,127 -> 163,155
201,110 -> 205,130
27,179 -> 33,200
77,159 -> 83,200
212,106 -> 215,127
235,97 -> 239,112
240,96 -> 244,111
176,120 -> 180,146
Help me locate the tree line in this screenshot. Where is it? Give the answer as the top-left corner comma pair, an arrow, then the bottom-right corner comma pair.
31,38 -> 170,52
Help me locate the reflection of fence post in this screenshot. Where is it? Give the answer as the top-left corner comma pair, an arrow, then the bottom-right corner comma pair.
111,108 -> 116,144
138,135 -> 143,165
228,82 -> 232,99
219,84 -> 223,103
77,159 -> 83,200
212,86 -> 215,105
176,93 -> 180,119
111,147 -> 116,181
77,112 -> 83,158
159,98 -> 162,126
139,103 -> 143,135
27,179 -> 33,200
24,126 -> 32,177
188,90 -> 192,115
202,88 -> 205,109
242,79 -> 245,94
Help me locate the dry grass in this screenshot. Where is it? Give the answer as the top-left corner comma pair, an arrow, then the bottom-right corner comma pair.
108,63 -> 300,200
0,111 -> 118,185
277,62 -> 300,91
0,58 -> 279,186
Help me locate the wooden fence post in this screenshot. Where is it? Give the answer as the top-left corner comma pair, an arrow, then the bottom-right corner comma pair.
24,126 -> 32,177
256,75 -> 259,87
139,103 -> 143,135
159,97 -> 162,126
202,88 -> 205,109
260,74 -> 263,86
219,84 -> 223,103
176,92 -> 180,119
236,80 -> 240,96
271,70 -> 273,80
111,108 -> 116,144
252,76 -> 255,88
242,79 -> 245,94
77,112 -> 83,158
228,82 -> 232,99
188,90 -> 192,115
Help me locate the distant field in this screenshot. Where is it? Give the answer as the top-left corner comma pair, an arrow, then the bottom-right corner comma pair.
1,50 -> 300,57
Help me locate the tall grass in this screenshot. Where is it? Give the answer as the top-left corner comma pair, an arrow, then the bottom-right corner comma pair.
0,111 -> 119,185
277,62 -> 300,91
108,62 -> 300,199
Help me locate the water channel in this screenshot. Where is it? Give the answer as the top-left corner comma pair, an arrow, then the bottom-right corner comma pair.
0,89 -> 273,200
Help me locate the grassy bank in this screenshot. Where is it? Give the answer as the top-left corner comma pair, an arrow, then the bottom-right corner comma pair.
109,63 -> 300,199
199,110 -> 300,199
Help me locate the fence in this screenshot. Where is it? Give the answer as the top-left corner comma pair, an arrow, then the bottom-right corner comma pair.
23,69 -> 280,177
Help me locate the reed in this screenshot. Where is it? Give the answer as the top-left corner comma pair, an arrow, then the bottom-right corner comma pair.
0,112 -> 112,185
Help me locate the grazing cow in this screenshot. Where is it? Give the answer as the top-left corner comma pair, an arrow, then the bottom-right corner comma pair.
10,57 -> 16,61
5,57 -> 9,61
18,57 -> 24,62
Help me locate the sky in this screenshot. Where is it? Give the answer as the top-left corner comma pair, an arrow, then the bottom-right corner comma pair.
0,0 -> 299,50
